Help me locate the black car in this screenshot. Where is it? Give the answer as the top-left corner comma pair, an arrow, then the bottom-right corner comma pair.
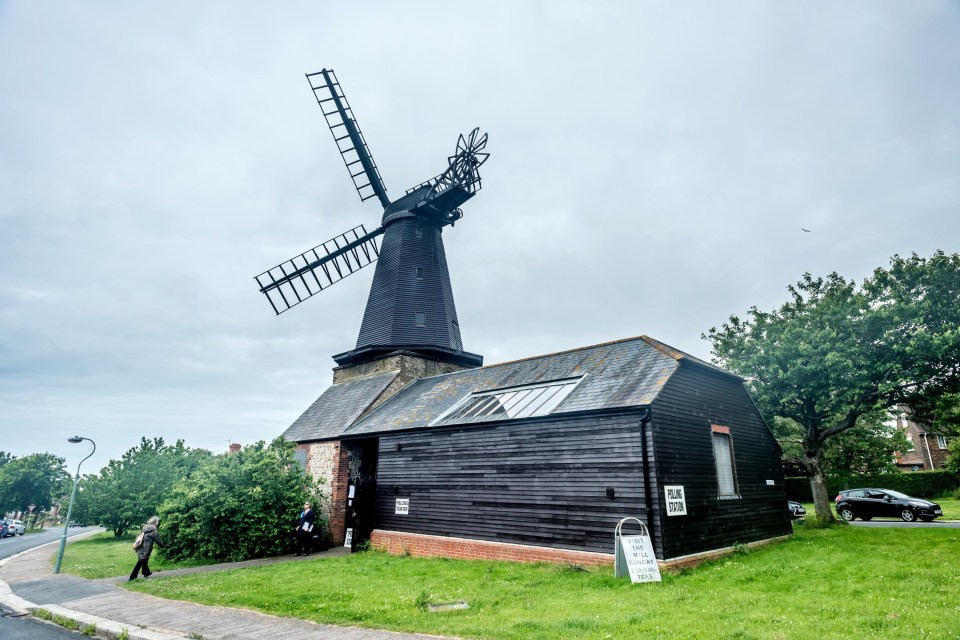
787,501 -> 806,518
835,488 -> 943,522
0,520 -> 8,538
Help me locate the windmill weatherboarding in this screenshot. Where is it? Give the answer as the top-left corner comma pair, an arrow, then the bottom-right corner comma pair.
255,68 -> 489,368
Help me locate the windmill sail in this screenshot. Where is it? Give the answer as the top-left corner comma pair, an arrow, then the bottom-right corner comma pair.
255,224 -> 384,315
307,69 -> 390,207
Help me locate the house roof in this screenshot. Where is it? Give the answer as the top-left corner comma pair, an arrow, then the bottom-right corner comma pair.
282,370 -> 399,442
342,335 -> 735,437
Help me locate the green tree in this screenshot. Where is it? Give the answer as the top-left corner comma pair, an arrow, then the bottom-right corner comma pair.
0,453 -> 69,513
908,393 -> 960,438
820,412 -> 907,476
73,438 -> 209,537
705,252 -> 960,520
772,411 -> 907,477
159,438 -> 321,562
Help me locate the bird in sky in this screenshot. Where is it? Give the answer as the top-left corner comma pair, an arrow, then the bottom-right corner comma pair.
801,228 -> 811,233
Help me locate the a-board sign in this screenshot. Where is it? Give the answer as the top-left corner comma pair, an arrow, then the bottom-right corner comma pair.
343,528 -> 353,548
665,485 -> 687,516
617,534 -> 662,583
395,498 -> 410,515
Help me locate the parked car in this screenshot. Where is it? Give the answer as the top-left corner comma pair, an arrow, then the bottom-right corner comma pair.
0,520 -> 8,538
787,501 -> 806,518
835,488 -> 943,522
6,519 -> 25,535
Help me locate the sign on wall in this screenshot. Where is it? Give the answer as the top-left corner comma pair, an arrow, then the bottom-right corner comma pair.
395,498 -> 410,515
343,528 -> 353,548
665,485 -> 687,516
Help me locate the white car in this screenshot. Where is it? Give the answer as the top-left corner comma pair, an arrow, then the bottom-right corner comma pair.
6,519 -> 25,535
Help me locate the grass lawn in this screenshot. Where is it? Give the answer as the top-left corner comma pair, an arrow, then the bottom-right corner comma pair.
72,524 -> 957,640
58,531 -> 212,578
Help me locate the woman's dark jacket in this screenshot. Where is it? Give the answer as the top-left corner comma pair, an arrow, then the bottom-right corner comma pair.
136,523 -> 162,561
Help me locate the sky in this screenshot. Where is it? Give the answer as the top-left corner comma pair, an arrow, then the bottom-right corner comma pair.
1,2 -> 958,474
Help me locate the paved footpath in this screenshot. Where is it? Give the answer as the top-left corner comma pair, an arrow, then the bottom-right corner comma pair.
0,533 -> 455,640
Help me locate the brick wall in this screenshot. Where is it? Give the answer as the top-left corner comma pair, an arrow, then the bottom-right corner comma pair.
299,442 -> 336,497
370,529 -> 788,571
295,440 -> 351,544
370,530 -> 614,566
327,441 -> 351,545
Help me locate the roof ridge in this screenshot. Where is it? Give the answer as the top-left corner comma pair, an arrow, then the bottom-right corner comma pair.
639,336 -> 739,378
472,335 -> 651,372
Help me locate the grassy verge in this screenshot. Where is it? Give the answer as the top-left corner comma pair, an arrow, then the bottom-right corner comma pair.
936,497 -> 960,520
57,531 -> 211,578
112,524 -> 960,640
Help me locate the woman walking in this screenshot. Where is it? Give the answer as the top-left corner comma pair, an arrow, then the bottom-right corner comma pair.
130,516 -> 163,580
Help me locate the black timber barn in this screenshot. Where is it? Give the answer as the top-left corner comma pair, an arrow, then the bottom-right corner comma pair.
283,335 -> 791,567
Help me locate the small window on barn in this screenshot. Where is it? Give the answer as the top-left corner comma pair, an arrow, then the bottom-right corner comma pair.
904,430 -> 915,451
292,448 -> 307,471
711,425 -> 739,498
431,378 -> 583,426
938,435 -> 948,450
415,312 -> 426,326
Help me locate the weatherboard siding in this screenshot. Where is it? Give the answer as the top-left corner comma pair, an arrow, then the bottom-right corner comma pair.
650,362 -> 792,560
355,219 -> 463,351
373,409 -> 650,555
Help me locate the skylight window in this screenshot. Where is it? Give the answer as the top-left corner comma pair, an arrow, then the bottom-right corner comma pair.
433,378 -> 582,426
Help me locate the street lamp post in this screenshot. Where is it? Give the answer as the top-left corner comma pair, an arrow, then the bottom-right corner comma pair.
54,436 -> 96,574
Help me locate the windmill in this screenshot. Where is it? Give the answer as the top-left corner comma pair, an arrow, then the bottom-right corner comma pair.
255,69 -> 489,368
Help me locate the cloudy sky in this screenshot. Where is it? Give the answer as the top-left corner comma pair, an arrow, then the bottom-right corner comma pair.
2,2 -> 958,474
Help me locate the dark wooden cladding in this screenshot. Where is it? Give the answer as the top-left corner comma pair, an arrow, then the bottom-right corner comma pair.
650,362 -> 792,560
373,410 -> 651,554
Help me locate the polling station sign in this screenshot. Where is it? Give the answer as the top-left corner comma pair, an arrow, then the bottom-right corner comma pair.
665,485 -> 687,516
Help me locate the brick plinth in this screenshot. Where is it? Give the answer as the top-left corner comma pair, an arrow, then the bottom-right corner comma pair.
370,530 -> 791,571
370,530 -> 615,567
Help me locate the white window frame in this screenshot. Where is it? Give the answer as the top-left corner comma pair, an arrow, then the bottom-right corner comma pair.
937,435 -> 948,450
430,377 -> 584,427
711,425 -> 739,499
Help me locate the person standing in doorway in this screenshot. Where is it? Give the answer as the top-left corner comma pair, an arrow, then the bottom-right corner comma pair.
130,516 -> 163,580
295,501 -> 315,556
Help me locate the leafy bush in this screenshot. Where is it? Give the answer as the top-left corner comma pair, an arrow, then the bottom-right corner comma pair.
158,438 -> 323,562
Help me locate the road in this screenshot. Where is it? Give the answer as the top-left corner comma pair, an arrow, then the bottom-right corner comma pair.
1,526 -> 98,637
0,525 -> 95,562
0,608 -> 87,639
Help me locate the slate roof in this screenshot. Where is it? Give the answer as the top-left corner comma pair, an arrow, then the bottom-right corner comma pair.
343,335 -> 736,436
282,370 -> 399,442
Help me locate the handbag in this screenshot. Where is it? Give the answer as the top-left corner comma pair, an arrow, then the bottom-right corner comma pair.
133,531 -> 145,550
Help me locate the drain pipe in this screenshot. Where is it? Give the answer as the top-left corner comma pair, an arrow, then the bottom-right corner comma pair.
637,408 -> 655,554
921,432 -> 935,470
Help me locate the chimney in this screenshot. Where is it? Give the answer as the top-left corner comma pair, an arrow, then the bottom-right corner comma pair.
228,443 -> 241,454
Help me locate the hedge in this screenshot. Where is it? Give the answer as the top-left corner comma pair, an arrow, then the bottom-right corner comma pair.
785,470 -> 959,502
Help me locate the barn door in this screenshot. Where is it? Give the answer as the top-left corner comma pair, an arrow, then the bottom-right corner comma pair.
345,438 -> 379,549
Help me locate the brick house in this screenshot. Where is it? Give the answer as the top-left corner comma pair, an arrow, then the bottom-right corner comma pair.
893,408 -> 950,471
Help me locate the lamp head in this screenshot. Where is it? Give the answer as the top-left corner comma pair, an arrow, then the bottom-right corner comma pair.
68,436 -> 84,443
